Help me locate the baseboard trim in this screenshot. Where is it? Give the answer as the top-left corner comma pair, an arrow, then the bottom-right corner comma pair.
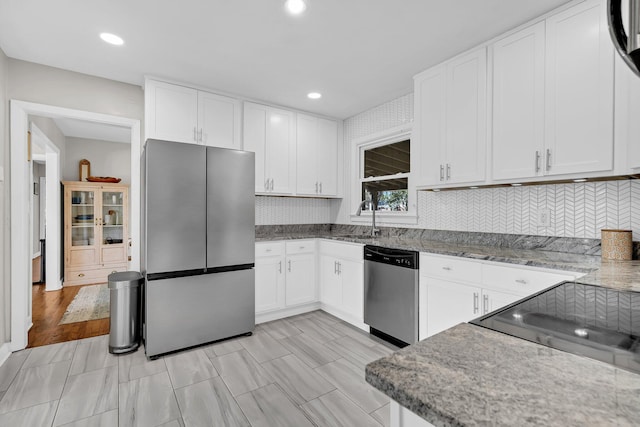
256,302 -> 321,324
0,343 -> 12,367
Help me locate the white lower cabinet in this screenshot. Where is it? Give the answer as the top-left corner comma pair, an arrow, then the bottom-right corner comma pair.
420,254 -> 578,339
318,240 -> 365,327
254,240 -> 317,322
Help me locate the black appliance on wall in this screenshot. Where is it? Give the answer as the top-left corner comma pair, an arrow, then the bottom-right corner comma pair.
608,0 -> 640,77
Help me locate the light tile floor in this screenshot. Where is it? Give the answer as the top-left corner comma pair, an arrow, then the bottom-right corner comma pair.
0,310 -> 396,426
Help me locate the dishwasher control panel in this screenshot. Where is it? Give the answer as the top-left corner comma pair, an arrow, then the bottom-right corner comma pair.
364,245 -> 418,269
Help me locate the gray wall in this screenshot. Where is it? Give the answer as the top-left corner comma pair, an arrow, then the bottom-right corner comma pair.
0,48 -> 8,346
3,58 -> 143,345
63,137 -> 130,184
31,162 -> 45,256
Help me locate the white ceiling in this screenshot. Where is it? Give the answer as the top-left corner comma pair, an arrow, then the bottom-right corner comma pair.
53,118 -> 131,143
0,0 -> 571,119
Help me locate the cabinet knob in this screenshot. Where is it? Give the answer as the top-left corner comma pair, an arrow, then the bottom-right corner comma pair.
515,279 -> 527,285
78,273 -> 85,277
442,266 -> 452,271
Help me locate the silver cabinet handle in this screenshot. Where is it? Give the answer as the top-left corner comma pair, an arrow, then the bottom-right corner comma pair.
473,292 -> 479,314
270,179 -> 274,191
199,128 -> 204,143
337,262 -> 341,275
515,279 -> 527,285
535,151 -> 541,172
319,182 -> 322,193
279,260 -> 282,274
546,149 -> 551,171
288,260 -> 291,272
439,164 -> 444,181
334,261 -> 338,274
265,179 -> 269,191
483,294 -> 489,314
446,163 -> 451,180
442,266 -> 452,271
193,127 -> 197,142
315,182 -> 318,193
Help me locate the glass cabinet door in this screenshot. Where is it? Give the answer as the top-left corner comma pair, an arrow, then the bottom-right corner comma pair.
102,190 -> 125,245
70,189 -> 96,247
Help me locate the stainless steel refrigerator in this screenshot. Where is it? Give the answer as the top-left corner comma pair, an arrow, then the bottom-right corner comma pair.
142,139 -> 255,358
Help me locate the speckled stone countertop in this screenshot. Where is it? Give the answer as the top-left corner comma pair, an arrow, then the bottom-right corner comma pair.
365,323 -> 640,427
256,232 -> 601,273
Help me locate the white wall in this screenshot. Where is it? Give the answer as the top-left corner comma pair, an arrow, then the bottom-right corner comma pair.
4,58 -> 143,345
340,93 -> 640,240
0,47 -> 8,345
63,137 -> 131,184
256,196 -> 333,225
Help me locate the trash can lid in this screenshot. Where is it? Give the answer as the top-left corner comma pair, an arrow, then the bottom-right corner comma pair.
108,271 -> 143,289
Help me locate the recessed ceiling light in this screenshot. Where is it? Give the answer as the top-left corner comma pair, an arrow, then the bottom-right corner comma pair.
307,92 -> 322,99
285,0 -> 307,15
100,32 -> 124,46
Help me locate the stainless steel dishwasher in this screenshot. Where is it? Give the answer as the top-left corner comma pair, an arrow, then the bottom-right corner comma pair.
364,245 -> 419,346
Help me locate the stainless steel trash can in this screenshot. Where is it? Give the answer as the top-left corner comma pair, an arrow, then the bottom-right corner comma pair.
108,271 -> 143,354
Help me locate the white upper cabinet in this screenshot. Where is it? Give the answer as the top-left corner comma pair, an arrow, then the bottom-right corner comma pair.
544,0 -> 613,176
243,102 -> 295,195
615,55 -> 640,170
296,114 -> 339,197
198,91 -> 242,149
145,80 -> 198,144
145,79 -> 241,149
414,47 -> 487,187
492,22 -> 546,181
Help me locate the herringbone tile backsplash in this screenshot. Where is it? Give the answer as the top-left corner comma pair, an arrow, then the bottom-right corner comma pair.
419,181 -> 640,240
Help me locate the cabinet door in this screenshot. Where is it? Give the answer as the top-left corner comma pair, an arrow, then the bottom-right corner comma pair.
296,114 -> 319,195
266,108 -> 295,194
483,289 -> 522,315
413,65 -> 446,186
492,22 -> 545,181
316,118 -> 339,196
445,48 -> 487,184
146,81 -> 198,144
339,259 -> 364,322
545,0 -> 613,176
198,91 -> 241,149
285,253 -> 316,306
100,187 -> 127,265
426,278 -> 481,337
319,255 -> 341,308
243,103 -> 268,192
66,186 -> 100,268
255,256 -> 285,313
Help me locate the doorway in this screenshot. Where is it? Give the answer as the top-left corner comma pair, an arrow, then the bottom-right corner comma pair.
10,100 -> 141,351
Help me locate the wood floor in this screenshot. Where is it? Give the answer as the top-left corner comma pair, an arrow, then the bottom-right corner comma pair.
28,283 -> 110,348
0,310 -> 396,426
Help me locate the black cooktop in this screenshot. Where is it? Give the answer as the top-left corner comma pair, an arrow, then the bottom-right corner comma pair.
470,281 -> 640,374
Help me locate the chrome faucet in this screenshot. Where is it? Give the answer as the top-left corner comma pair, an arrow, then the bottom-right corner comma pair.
355,198 -> 380,237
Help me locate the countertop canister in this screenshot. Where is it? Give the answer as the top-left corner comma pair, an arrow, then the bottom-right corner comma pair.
601,229 -> 633,260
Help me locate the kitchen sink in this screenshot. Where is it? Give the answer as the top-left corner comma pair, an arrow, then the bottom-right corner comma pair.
471,281 -> 640,374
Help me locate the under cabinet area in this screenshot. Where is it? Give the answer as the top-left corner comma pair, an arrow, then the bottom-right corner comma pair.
419,253 -> 577,339
254,240 -> 317,322
144,79 -> 241,149
318,240 -> 365,328
243,102 -> 296,195
63,181 -> 129,286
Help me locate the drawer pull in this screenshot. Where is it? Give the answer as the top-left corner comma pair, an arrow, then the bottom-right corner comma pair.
515,279 -> 528,285
473,292 -> 479,314
299,246 -> 305,250
442,266 -> 452,271
78,273 -> 85,277
266,249 -> 272,252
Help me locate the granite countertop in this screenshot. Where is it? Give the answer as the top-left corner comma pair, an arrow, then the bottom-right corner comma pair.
365,323 -> 640,427
256,232 -> 601,273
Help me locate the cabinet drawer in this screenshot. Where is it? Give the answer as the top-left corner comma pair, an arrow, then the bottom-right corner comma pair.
255,242 -> 284,258
482,263 -> 575,296
285,240 -> 316,255
65,265 -> 128,286
319,240 -> 363,261
420,254 -> 482,283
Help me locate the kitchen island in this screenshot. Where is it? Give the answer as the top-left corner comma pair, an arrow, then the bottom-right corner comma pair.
365,261 -> 640,426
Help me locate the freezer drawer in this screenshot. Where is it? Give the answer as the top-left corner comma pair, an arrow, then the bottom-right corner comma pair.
144,269 -> 255,357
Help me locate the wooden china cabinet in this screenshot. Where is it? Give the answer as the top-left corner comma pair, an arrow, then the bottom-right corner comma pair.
63,181 -> 129,286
